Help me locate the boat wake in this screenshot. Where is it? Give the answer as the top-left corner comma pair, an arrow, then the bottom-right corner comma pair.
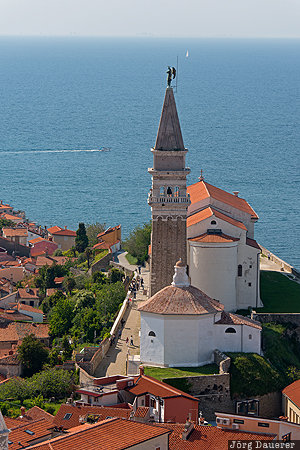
0,148 -> 111,155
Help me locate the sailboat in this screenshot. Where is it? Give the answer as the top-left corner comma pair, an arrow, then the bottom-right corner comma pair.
186,50 -> 189,58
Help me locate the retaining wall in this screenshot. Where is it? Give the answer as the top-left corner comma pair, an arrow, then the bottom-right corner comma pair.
260,244 -> 300,278
90,252 -> 112,274
252,312 -> 300,326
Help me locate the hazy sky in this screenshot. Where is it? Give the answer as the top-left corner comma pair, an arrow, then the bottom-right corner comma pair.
1,0 -> 300,38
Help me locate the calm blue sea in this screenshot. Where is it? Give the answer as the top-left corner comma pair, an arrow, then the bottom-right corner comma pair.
0,37 -> 299,268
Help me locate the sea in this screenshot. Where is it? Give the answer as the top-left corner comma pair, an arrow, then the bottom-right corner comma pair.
0,37 -> 299,268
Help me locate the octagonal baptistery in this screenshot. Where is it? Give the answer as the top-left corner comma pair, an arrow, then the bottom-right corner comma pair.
138,260 -> 226,368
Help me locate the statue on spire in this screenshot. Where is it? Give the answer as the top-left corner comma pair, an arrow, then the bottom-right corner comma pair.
167,66 -> 176,87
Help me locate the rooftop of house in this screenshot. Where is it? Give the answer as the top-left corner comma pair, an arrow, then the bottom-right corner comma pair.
53,404 -> 131,430
7,417 -> 53,450
17,303 -> 43,315
48,226 -> 76,237
0,212 -> 23,221
97,225 -> 121,239
0,322 -> 49,342
36,255 -> 68,267
18,287 -> 39,299
215,311 -> 262,330
187,206 -> 247,231
283,379 -> 300,407
26,417 -> 170,450
128,372 -> 198,401
2,228 -> 28,237
138,285 -> 223,316
0,307 -> 31,322
29,237 -> 45,245
154,422 -> 275,450
187,180 -> 258,220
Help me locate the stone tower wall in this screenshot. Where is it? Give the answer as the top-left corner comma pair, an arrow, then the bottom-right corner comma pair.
150,216 -> 187,296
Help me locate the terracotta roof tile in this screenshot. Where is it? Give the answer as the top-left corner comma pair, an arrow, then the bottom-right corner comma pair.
138,285 -> 223,316
128,374 -> 198,401
18,303 -> 43,314
26,406 -> 54,421
152,423 -> 274,449
2,228 -> 28,237
283,379 -> 300,407
29,237 -> 44,244
52,229 -> 76,237
189,233 -> 239,243
97,225 -> 121,238
187,180 -> 258,219
27,417 -> 170,450
246,237 -> 261,250
8,418 -> 53,449
0,322 -> 49,342
215,311 -> 262,330
187,207 -> 247,230
47,226 -> 62,234
18,288 -> 39,299
53,404 -> 131,430
133,406 -> 150,418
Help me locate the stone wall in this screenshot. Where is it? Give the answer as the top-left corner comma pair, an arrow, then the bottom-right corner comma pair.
260,244 -> 300,278
0,237 -> 30,257
150,216 -> 187,296
252,312 -> 300,327
75,338 -> 111,375
164,373 -> 233,420
90,252 -> 112,274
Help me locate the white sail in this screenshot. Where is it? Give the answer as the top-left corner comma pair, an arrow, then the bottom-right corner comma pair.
186,50 -> 189,58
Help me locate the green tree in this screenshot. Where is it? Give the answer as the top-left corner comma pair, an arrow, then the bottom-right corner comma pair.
86,222 -> 106,246
61,335 -> 73,361
0,218 -> 15,230
75,223 -> 89,253
53,248 -> 63,256
73,290 -> 95,310
63,276 -> 76,295
49,297 -> 75,338
18,335 -> 49,377
109,267 -> 124,284
35,264 -> 68,295
123,222 -> 151,264
85,247 -> 92,269
41,291 -> 66,315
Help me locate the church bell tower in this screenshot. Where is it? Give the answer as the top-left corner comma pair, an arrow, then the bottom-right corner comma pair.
148,86 -> 190,296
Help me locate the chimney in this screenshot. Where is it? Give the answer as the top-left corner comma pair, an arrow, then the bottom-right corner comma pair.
233,191 -> 239,197
139,365 -> 144,376
20,406 -> 26,418
65,225 -> 67,230
0,200 -> 2,205
181,419 -> 194,441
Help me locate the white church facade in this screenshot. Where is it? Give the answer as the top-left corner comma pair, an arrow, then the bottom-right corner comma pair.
139,261 -> 261,368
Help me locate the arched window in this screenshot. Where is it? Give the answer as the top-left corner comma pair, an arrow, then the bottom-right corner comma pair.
160,187 -> 165,196
166,187 -> 172,196
225,327 -> 236,334
148,331 -> 156,337
174,186 -> 180,197
211,220 -> 217,225
238,265 -> 243,277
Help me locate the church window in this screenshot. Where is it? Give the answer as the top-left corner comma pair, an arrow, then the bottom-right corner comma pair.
167,186 -> 172,196
160,187 -> 165,196
238,265 -> 243,277
249,265 -> 252,268
148,331 -> 156,337
248,282 -> 252,287
174,186 -> 180,197
249,334 -> 252,340
225,327 -> 236,334
211,220 -> 217,225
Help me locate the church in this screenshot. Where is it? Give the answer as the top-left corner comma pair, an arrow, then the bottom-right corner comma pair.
138,80 -> 262,368
148,83 -> 262,312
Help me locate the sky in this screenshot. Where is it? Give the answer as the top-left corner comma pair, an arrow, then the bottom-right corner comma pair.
0,0 -> 300,38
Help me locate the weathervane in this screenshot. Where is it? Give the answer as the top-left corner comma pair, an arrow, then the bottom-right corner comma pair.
198,169 -> 204,181
166,66 -> 176,88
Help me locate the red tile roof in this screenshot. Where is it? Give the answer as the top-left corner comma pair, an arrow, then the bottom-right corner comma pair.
18,303 -> 43,315
52,228 -> 76,237
246,237 -> 261,250
153,423 -> 274,449
189,233 -> 239,243
36,255 -> 68,267
187,207 -> 247,231
0,322 -> 49,342
18,288 -> 39,299
97,225 -> 121,239
128,374 -> 198,401
215,311 -> 262,330
53,404 -> 131,430
133,406 -> 150,418
283,379 -> 300,407
26,406 -> 54,421
27,417 -> 170,450
138,285 -> 223,316
7,418 -> 53,449
47,226 -> 62,234
0,213 -> 22,221
2,228 -> 27,237
54,277 -> 64,284
187,180 -> 258,219
29,237 -> 44,244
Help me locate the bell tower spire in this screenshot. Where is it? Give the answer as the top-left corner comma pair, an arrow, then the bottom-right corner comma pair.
148,83 -> 190,296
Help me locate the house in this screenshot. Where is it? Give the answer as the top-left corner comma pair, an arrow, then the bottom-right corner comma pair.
139,261 -> 261,368
0,212 -> 23,225
26,417 -> 170,450
215,411 -> 300,442
282,379 -> 300,424
93,225 -> 121,254
0,353 -> 22,378
52,404 -> 131,430
0,322 -> 49,359
47,226 -> 76,251
187,180 -> 262,312
1,228 -> 28,246
17,303 -> 44,323
35,255 -> 68,270
0,264 -> 25,283
121,366 -> 199,424
17,287 -> 40,308
0,201 -> 14,215
5,417 -> 54,449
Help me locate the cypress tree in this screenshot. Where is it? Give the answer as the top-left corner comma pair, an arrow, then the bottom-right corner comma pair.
75,222 -> 89,253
